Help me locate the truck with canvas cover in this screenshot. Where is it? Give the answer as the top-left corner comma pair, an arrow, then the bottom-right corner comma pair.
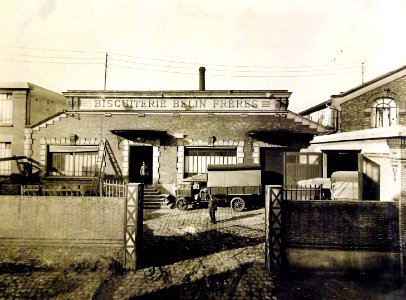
175,164 -> 262,212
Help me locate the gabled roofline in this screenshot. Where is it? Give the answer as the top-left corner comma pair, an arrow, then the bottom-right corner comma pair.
299,99 -> 331,116
331,64 -> 406,98
299,64 -> 406,114
330,64 -> 406,108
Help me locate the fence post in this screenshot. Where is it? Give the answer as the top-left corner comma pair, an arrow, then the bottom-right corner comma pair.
265,185 -> 284,273
99,179 -> 103,197
124,183 -> 144,270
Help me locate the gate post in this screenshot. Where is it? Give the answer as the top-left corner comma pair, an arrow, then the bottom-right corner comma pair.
124,183 -> 144,270
265,185 -> 284,273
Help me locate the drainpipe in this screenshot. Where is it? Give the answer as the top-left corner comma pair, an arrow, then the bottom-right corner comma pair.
324,103 -> 339,135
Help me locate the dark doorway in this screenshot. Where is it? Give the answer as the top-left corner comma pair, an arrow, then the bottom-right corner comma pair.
261,149 -> 284,186
129,146 -> 153,184
260,148 -> 299,186
324,150 -> 360,177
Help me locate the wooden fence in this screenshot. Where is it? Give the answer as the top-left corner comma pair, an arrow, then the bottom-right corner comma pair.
21,184 -> 86,196
100,179 -> 127,197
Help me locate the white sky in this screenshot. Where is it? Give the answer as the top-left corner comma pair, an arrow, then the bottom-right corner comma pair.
1,0 -> 406,112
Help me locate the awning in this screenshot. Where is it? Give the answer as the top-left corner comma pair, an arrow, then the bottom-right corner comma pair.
248,129 -> 315,146
110,130 -> 168,140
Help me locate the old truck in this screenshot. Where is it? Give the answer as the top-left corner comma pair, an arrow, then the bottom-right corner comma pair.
175,164 -> 262,212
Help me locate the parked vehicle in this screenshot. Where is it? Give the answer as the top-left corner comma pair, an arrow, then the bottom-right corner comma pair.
296,171 -> 359,200
331,171 -> 359,200
175,164 -> 262,212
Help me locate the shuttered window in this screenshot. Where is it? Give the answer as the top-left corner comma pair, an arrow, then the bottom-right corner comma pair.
0,142 -> 11,175
0,94 -> 12,125
48,151 -> 97,177
184,147 -> 237,177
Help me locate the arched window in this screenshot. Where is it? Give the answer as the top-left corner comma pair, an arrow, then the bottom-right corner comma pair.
371,98 -> 397,128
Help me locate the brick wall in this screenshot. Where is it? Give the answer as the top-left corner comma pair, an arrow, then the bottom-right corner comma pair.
283,200 -> 402,252
31,113 -> 315,185
339,75 -> 406,132
0,90 -> 27,175
0,196 -> 124,268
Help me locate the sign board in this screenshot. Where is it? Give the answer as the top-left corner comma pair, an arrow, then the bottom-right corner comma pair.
78,98 -> 278,111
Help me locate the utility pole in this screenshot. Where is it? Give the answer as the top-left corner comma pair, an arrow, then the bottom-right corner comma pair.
361,62 -> 365,84
104,52 -> 108,90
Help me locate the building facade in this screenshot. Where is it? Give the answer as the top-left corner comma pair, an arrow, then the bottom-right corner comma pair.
20,73 -> 325,195
300,64 -> 406,201
0,83 -> 66,182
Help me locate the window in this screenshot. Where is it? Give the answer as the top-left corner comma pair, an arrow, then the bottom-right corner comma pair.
184,147 -> 237,177
371,98 -> 397,128
48,149 -> 98,176
0,142 -> 11,175
0,94 -> 12,125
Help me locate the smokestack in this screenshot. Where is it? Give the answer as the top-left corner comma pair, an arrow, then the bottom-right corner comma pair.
199,66 -> 206,91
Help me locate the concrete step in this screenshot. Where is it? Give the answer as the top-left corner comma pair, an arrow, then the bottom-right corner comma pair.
142,186 -> 171,209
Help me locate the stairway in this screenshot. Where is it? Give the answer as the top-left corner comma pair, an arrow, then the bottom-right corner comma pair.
143,185 -> 169,209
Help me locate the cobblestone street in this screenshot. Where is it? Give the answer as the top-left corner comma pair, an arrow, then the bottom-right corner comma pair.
2,205 -> 406,299
95,206 -> 274,299
0,206 -> 275,299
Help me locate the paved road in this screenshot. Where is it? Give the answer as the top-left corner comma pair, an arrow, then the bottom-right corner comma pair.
95,206 -> 275,299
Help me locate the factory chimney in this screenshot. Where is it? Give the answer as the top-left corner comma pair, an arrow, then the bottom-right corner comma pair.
199,66 -> 206,91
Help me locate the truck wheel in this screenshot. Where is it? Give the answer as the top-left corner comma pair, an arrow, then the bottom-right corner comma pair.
176,197 -> 188,211
230,197 -> 245,212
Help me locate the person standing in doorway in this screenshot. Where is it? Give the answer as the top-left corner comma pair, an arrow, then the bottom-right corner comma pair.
208,195 -> 218,224
139,161 -> 149,184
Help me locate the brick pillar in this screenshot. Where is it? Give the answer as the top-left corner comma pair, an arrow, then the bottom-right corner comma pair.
387,138 -> 406,201
387,138 -> 406,279
124,183 -> 143,270
265,185 -> 284,273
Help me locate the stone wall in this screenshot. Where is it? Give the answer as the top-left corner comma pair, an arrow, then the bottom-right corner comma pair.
0,196 -> 124,269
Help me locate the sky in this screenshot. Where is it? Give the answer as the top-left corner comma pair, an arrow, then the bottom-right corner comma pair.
1,0 -> 406,112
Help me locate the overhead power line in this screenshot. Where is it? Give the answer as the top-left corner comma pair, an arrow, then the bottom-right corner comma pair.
109,56 -> 360,74
109,63 -> 359,78
0,58 -> 103,65
0,44 -> 365,78
110,51 -> 360,69
0,44 -> 105,54
5,53 -> 103,60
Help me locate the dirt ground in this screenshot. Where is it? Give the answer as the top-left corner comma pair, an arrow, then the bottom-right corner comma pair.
271,271 -> 406,300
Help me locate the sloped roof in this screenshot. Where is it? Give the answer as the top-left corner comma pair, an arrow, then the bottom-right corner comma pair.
299,64 -> 406,115
331,64 -> 406,98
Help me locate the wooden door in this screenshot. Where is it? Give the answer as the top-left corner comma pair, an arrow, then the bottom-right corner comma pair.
284,152 -> 322,188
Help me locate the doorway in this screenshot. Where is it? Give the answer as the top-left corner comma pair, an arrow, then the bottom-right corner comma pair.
324,150 -> 360,177
260,148 -> 300,186
261,149 -> 284,186
129,146 -> 153,184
